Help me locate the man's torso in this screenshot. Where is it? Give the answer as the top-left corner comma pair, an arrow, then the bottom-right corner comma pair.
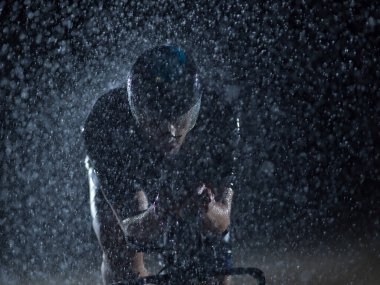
83,86 -> 239,218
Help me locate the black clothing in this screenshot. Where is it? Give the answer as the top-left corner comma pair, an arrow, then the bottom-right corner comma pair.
83,86 -> 239,220
83,86 -> 239,281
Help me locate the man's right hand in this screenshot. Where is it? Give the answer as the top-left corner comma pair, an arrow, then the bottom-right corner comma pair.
196,184 -> 233,234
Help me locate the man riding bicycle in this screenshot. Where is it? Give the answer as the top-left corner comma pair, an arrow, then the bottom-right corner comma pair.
83,45 -> 240,285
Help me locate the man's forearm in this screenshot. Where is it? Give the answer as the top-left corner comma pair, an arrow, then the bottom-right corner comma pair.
120,207 -> 162,278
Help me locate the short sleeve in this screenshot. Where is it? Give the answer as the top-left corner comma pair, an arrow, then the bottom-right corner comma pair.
83,88 -> 141,216
83,87 -> 134,166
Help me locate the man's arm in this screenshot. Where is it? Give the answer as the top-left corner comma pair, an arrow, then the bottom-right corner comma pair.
83,90 -> 157,283
198,95 -> 240,234
87,161 -> 153,284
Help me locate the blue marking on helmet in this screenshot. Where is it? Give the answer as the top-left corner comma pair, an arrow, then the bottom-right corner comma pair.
170,46 -> 186,64
152,47 -> 186,82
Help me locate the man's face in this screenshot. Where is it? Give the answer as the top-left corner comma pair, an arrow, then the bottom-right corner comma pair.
137,101 -> 200,155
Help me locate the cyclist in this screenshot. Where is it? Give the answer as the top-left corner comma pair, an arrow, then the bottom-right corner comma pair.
83,45 -> 239,285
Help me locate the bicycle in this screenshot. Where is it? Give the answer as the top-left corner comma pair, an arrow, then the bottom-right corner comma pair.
112,206 -> 266,285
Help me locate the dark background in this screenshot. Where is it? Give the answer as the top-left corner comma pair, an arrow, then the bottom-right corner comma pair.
1,0 -> 379,284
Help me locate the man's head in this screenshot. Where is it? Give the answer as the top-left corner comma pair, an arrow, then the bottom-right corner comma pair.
128,45 -> 201,154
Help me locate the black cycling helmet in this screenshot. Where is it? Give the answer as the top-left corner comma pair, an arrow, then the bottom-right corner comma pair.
127,45 -> 201,124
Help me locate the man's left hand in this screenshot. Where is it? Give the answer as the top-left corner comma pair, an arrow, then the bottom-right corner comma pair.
197,184 -> 233,233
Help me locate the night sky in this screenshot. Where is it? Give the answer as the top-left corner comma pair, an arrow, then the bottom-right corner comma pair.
1,1 -> 379,284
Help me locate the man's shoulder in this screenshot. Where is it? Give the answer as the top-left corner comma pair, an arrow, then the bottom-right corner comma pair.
84,86 -> 132,129
83,86 -> 137,157
198,92 -> 237,133
89,86 -> 129,117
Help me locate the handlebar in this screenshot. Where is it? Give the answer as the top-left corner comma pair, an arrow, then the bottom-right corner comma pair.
113,266 -> 265,285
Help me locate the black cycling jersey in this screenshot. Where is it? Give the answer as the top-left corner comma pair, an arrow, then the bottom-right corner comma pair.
83,86 -> 240,220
